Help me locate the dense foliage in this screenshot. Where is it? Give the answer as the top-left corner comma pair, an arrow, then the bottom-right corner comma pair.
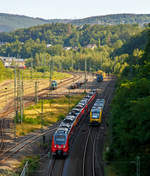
0,15 -> 150,176
71,14 -> 150,25
106,26 -> 150,176
0,23 -> 142,46
0,23 -> 145,74
0,60 -> 13,81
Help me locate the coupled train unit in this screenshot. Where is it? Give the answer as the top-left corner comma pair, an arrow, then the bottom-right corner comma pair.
51,90 -> 97,156
96,73 -> 103,82
89,98 -> 105,125
50,80 -> 58,90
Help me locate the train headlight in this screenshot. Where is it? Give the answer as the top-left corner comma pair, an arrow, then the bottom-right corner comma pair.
54,145 -> 57,148
63,145 -> 66,148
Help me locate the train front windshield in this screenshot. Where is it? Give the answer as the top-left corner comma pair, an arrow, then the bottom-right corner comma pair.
92,110 -> 100,119
54,135 -> 66,145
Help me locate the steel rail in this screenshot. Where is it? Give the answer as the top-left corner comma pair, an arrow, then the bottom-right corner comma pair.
48,158 -> 56,176
0,119 -> 4,150
82,128 -> 92,176
92,131 -> 97,176
0,73 -> 81,118
0,127 -> 58,163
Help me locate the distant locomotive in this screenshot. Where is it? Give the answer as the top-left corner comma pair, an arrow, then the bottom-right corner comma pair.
51,90 -> 97,156
50,80 -> 58,90
95,70 -> 105,82
90,99 -> 105,125
96,73 -> 103,82
70,80 -> 86,89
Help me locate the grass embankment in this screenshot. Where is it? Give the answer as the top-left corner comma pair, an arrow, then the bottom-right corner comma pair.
16,94 -> 84,136
22,70 -> 71,80
104,165 -> 117,176
0,68 -> 13,82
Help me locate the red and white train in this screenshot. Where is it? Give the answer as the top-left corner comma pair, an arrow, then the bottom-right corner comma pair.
51,90 -> 97,156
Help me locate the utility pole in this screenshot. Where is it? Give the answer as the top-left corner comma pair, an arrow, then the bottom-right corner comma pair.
21,72 -> 24,116
84,57 -> 87,93
44,54 -> 46,67
14,67 -> 17,139
49,58 -> 54,89
16,69 -> 20,123
16,69 -> 23,124
35,81 -> 38,104
136,156 -> 140,176
20,71 -> 23,124
42,54 -> 45,78
5,87 -> 8,104
41,99 -> 44,133
30,62 -> 33,80
41,99 -> 45,144
72,57 -> 74,71
49,61 -> 52,89
68,88 -> 71,112
130,156 -> 141,176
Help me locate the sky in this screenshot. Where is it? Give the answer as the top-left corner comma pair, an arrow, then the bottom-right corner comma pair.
0,0 -> 150,19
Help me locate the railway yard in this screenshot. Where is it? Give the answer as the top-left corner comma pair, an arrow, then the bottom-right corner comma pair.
0,72 -> 116,176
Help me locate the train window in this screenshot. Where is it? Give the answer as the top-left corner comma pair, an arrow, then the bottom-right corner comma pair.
63,119 -> 72,123
92,112 -> 99,119
55,135 -> 66,145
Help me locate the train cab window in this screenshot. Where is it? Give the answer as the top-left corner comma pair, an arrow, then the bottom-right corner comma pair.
92,110 -> 100,119
54,135 -> 66,145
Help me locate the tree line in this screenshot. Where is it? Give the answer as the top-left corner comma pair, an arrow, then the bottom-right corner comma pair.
106,25 -> 150,176
0,20 -> 150,176
0,23 -> 145,74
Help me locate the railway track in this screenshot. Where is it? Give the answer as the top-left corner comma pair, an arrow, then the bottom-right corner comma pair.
0,75 -> 115,176
0,73 -> 80,101
0,119 -> 4,151
82,125 -> 103,176
0,73 -> 81,118
83,79 -> 116,176
46,77 -> 112,176
0,119 -> 13,152
92,128 -> 97,176
82,127 -> 92,176
48,158 -> 56,176
55,76 -> 116,176
0,126 -> 59,164
0,72 -> 85,167
48,158 -> 65,176
0,75 -> 75,101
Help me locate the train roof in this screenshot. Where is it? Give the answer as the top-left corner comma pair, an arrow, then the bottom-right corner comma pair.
96,99 -> 105,103
91,98 -> 105,110
96,98 -> 104,101
72,108 -> 81,112
80,99 -> 88,104
91,107 -> 102,111
84,94 -> 91,99
76,104 -> 84,109
65,115 -> 75,121
59,122 -> 72,129
55,127 -> 69,135
78,102 -> 86,106
94,102 -> 104,106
